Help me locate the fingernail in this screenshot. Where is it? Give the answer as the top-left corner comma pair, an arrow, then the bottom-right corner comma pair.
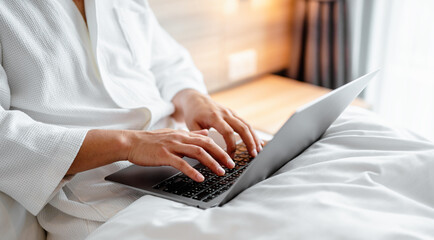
258,145 -> 263,152
252,149 -> 258,157
218,166 -> 225,175
196,173 -> 205,182
261,140 -> 265,146
228,159 -> 235,168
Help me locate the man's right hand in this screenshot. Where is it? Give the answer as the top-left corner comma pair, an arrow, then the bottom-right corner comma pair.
125,128 -> 235,182
68,128 -> 234,182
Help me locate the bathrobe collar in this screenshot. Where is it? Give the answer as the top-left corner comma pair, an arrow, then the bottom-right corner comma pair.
84,0 -> 99,60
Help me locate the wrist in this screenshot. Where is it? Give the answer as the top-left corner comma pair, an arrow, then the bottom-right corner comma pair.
172,89 -> 202,106
69,129 -> 132,175
117,130 -> 134,161
171,89 -> 204,120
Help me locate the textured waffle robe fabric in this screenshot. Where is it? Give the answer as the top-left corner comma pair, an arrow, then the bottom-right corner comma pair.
0,0 -> 206,238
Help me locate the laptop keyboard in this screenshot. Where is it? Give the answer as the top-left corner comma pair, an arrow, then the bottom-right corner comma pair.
152,143 -> 254,202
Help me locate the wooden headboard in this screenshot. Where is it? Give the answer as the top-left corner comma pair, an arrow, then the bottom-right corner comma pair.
148,0 -> 292,92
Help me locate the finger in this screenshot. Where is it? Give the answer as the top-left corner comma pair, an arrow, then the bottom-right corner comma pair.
167,155 -> 205,182
191,129 -> 209,136
232,114 -> 263,152
184,135 -> 235,169
187,121 -> 203,131
172,143 -> 226,176
210,118 -> 236,158
224,115 -> 258,157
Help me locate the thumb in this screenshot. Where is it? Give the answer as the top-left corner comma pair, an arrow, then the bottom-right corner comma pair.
188,121 -> 203,131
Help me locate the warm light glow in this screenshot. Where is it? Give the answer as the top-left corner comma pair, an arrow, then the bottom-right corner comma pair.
224,0 -> 239,15
250,0 -> 268,9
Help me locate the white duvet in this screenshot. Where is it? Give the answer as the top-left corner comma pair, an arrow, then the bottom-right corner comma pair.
87,107 -> 434,240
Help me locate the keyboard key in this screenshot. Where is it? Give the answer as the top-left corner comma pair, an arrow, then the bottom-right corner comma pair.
182,192 -> 195,198
154,143 -> 253,202
193,190 -> 211,200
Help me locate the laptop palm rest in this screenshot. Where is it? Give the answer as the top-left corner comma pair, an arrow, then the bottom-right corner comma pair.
106,158 -> 199,189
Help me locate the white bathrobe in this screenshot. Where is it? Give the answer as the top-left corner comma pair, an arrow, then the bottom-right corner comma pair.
0,0 -> 206,239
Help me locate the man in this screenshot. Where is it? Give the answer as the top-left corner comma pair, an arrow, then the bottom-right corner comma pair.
0,0 -> 262,239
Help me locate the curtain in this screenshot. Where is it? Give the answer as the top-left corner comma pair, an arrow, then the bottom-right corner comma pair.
363,0 -> 434,141
288,0 -> 350,89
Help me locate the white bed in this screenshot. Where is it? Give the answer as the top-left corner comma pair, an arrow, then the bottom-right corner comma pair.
2,107 -> 434,239
87,107 -> 434,240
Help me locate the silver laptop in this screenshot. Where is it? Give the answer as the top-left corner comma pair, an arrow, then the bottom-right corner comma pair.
105,70 -> 379,209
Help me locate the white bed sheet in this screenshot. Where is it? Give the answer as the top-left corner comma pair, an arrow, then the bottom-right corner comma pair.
87,107 -> 434,240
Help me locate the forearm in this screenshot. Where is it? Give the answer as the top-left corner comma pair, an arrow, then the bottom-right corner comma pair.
67,129 -> 131,175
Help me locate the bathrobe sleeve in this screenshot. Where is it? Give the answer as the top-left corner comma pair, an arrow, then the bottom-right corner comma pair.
147,7 -> 208,102
0,44 -> 88,216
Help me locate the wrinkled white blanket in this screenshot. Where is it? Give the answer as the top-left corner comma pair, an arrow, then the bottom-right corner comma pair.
87,107 -> 434,240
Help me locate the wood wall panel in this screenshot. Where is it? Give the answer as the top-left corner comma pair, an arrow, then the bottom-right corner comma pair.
148,0 -> 292,92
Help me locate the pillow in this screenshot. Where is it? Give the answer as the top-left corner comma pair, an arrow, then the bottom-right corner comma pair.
0,192 -> 46,240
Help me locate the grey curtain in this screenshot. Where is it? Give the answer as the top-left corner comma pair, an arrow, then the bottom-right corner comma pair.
288,0 -> 350,89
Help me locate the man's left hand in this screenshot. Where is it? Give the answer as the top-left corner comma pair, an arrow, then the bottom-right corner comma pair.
172,89 -> 263,158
